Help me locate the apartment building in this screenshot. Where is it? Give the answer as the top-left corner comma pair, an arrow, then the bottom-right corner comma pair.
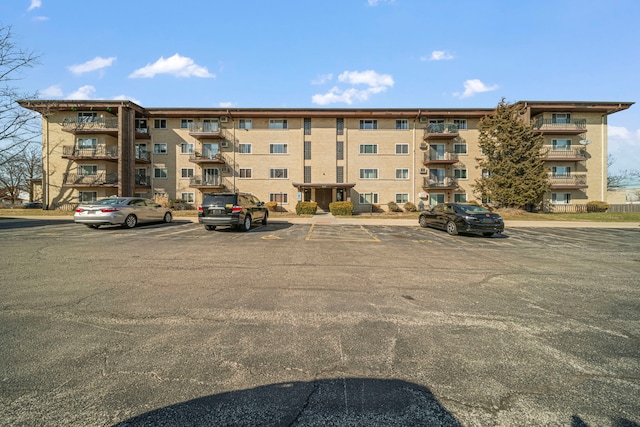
18,100 -> 633,212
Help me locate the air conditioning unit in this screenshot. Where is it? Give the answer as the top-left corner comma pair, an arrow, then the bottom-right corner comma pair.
220,116 -> 228,123
419,142 -> 427,149
419,117 -> 428,123
220,141 -> 229,148
221,166 -> 230,173
419,168 -> 427,174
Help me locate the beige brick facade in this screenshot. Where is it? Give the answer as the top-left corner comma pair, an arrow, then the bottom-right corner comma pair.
18,100 -> 632,211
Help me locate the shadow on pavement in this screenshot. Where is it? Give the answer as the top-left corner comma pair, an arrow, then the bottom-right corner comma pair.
0,217 -> 72,230
114,378 -> 462,426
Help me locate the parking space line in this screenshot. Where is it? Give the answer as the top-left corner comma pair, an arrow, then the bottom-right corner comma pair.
306,224 -> 380,242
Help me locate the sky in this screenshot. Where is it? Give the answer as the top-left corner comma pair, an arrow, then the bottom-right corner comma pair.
1,0 -> 639,176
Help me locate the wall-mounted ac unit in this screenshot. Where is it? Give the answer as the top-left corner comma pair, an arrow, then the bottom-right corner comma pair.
220,116 -> 228,123
418,192 -> 428,199
419,142 -> 427,149
419,168 -> 427,174
221,166 -> 230,173
220,141 -> 229,148
419,117 -> 428,123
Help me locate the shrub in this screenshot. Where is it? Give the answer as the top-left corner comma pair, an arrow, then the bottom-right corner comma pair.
403,202 -> 417,212
296,201 -> 317,215
265,201 -> 278,212
329,201 -> 354,216
387,201 -> 403,212
371,204 -> 385,213
586,201 -> 609,213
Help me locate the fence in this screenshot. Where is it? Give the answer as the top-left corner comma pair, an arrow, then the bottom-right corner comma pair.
545,204 -> 640,213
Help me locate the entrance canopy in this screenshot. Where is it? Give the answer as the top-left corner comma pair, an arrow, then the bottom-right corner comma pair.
291,182 -> 356,190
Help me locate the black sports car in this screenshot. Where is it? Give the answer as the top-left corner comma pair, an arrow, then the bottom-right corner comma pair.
419,203 -> 504,236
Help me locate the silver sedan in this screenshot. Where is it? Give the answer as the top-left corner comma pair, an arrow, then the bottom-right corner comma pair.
74,197 -> 172,229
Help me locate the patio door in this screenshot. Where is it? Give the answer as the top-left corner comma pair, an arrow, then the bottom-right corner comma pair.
202,143 -> 219,159
429,144 -> 445,160
203,168 -> 219,185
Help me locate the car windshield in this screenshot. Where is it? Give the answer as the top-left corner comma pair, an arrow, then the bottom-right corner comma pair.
460,205 -> 491,214
93,198 -> 127,205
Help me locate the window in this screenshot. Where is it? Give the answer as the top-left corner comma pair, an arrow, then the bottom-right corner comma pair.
270,143 -> 288,154
552,166 -> 571,177
181,193 -> 195,203
181,168 -> 194,178
135,144 -> 148,160
154,143 -> 168,154
153,119 -> 167,129
552,193 -> 571,204
202,119 -> 218,132
304,118 -> 311,135
135,119 -> 147,132
552,139 -> 572,150
77,138 -> 97,149
180,143 -> 194,154
454,168 -> 467,179
238,143 -> 252,154
396,168 -> 409,179
78,165 -> 97,176
395,119 -> 409,130
396,144 -> 409,155
453,119 -> 467,130
359,169 -> 378,179
552,113 -> 571,124
270,168 -> 288,179
336,166 -> 344,183
359,144 -> 378,154
336,118 -> 344,135
78,112 -> 97,123
180,119 -> 193,129
304,141 -> 311,160
359,119 -> 378,130
454,193 -> 467,203
430,193 -> 445,206
359,193 -> 379,204
395,193 -> 409,204
336,141 -> 344,160
78,191 -> 97,202
154,168 -> 168,179
270,193 -> 288,203
453,143 -> 468,154
304,166 -> 311,183
239,168 -> 252,178
269,119 -> 288,129
238,119 -> 252,129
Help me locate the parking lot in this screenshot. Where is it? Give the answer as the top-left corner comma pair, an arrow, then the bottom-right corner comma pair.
1,218 -> 639,426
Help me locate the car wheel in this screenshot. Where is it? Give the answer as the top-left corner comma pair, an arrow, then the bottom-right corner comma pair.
419,215 -> 428,228
205,225 -> 216,231
446,221 -> 458,235
123,214 -> 137,229
163,212 -> 172,223
261,212 -> 268,226
85,224 -> 99,229
240,215 -> 251,232
482,232 -> 494,237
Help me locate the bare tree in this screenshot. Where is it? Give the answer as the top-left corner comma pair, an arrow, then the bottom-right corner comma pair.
607,155 -> 640,190
0,152 -> 25,204
20,144 -> 42,201
0,24 -> 41,163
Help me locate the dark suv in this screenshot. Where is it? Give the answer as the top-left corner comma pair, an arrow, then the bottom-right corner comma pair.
198,192 -> 268,231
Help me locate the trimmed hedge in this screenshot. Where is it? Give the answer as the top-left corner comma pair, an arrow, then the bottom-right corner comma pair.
586,201 -> 609,212
403,202 -> 417,212
296,201 -> 318,215
329,201 -> 354,216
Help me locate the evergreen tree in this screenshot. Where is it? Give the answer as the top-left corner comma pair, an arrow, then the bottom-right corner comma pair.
473,99 -> 549,208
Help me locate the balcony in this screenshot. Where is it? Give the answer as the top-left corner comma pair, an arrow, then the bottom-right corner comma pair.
62,172 -> 118,187
135,151 -> 151,163
188,123 -> 224,139
423,152 -> 459,164
549,173 -> 587,189
62,145 -> 118,160
422,177 -> 458,190
423,123 -> 459,140
532,118 -> 586,135
135,175 -> 150,187
189,176 -> 225,189
543,146 -> 588,161
61,117 -> 119,135
135,127 -> 151,140
189,152 -> 227,164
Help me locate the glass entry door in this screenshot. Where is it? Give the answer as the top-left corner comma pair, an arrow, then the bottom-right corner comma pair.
203,168 -> 219,185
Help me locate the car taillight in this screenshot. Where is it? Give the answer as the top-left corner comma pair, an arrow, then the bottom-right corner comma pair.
100,208 -> 119,213
198,206 -> 203,212
75,208 -> 84,213
231,206 -> 243,213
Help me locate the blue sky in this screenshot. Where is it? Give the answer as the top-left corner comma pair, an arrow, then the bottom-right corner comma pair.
2,0 -> 639,174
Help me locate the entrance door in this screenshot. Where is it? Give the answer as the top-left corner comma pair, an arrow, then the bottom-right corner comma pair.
315,188 -> 332,210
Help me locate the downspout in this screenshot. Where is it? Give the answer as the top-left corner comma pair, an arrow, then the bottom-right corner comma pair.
601,114 -> 606,201
45,115 -> 50,209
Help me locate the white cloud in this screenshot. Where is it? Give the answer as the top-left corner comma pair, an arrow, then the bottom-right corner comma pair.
609,125 -> 632,140
65,85 -> 96,100
312,70 -> 394,106
129,54 -> 215,79
453,79 -> 498,99
39,84 -> 63,98
32,16 -> 48,22
608,125 -> 640,172
219,102 -> 235,108
68,56 -> 116,75
27,0 -> 41,11
428,50 -> 454,61
368,0 -> 394,5
113,95 -> 142,105
311,73 -> 333,85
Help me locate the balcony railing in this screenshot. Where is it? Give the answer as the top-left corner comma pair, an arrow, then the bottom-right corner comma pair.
423,152 -> 459,163
549,173 -> 587,188
532,118 -> 587,133
543,146 -> 588,160
423,123 -> 459,139
188,123 -> 224,138
62,172 -> 118,186
422,177 -> 458,189
61,117 -> 119,132
189,176 -> 223,187
189,152 -> 226,163
135,175 -> 150,186
62,145 -> 118,158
